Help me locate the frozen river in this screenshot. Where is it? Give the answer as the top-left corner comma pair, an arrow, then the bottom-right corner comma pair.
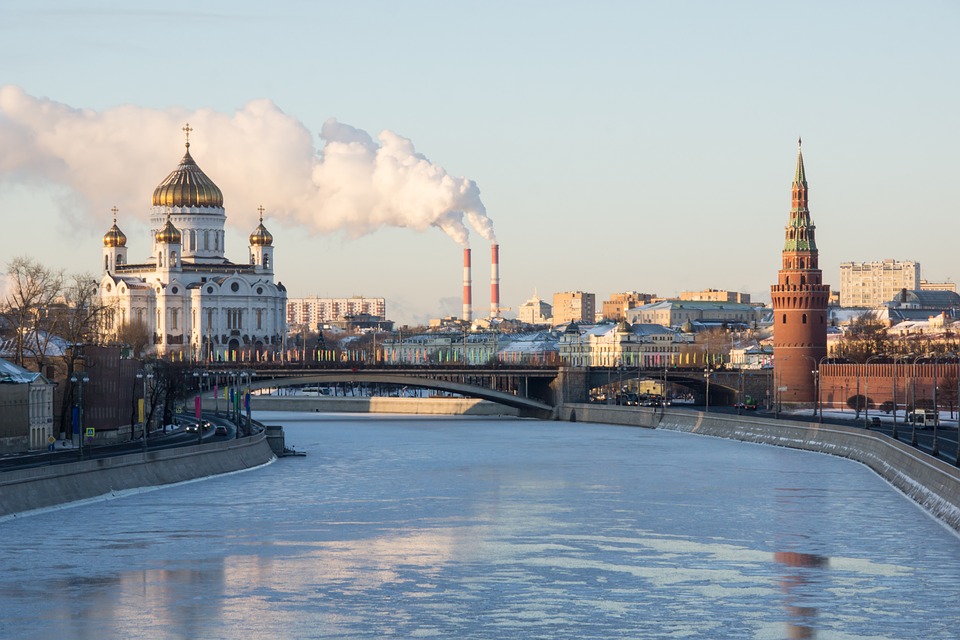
2,412 -> 959,639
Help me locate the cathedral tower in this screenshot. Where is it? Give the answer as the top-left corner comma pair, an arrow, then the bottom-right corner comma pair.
771,139 -> 830,404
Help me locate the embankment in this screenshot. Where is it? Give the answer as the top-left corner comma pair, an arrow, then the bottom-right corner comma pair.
561,403 -> 960,533
251,395 -> 519,416
0,432 -> 275,519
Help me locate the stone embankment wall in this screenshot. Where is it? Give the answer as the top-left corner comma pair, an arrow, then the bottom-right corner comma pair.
251,396 -> 520,416
0,433 -> 275,519
560,403 -> 960,533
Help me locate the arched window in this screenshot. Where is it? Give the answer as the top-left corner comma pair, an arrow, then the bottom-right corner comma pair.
264,254 -> 270,269
204,231 -> 210,250
158,252 -> 163,267
104,255 -> 110,271
802,313 -> 807,324
171,252 -> 178,267
782,314 -> 787,324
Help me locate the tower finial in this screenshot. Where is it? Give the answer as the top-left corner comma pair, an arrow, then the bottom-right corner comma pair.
798,136 -> 802,148
258,205 -> 265,223
183,122 -> 193,149
111,205 -> 118,223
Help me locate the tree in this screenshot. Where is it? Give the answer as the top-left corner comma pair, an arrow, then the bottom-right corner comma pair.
116,320 -> 153,358
847,394 -> 867,419
0,256 -> 64,368
835,312 -> 890,362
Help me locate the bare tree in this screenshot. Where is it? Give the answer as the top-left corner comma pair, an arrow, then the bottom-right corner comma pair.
1,257 -> 64,368
116,319 -> 153,358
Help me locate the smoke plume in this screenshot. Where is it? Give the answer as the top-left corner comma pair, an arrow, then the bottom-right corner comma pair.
0,85 -> 495,246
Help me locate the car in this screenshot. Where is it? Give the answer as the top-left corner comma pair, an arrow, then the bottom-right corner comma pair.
214,425 -> 228,436
184,422 -> 199,433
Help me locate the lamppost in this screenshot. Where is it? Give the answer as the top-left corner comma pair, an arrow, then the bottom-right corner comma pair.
931,354 -> 942,457
737,367 -> 744,416
661,366 -> 667,417
704,367 -> 712,413
910,354 -> 923,447
192,370 -> 208,446
891,354 -> 911,441
70,373 -> 90,458
864,354 -> 885,430
135,370 -> 154,452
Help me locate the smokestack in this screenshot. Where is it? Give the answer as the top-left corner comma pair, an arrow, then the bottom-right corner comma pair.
462,248 -> 472,322
490,243 -> 500,318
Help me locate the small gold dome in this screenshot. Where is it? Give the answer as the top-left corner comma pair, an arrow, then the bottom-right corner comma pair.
156,213 -> 182,245
151,124 -> 224,209
103,207 -> 127,247
249,207 -> 274,246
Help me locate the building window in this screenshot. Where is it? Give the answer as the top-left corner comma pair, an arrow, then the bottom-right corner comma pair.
782,314 -> 787,324
171,308 -> 179,330
802,313 -> 807,324
204,231 -> 209,250
256,309 -> 263,330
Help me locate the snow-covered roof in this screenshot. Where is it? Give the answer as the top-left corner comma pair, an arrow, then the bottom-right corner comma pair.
0,357 -> 46,384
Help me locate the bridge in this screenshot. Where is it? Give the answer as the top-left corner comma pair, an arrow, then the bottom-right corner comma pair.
205,364 -> 773,413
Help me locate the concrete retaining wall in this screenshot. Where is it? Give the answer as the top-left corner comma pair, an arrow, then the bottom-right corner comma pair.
560,403 -> 960,533
0,433 -> 276,519
251,396 -> 519,416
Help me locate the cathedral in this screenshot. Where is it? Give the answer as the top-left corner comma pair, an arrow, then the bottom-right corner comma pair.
99,125 -> 287,361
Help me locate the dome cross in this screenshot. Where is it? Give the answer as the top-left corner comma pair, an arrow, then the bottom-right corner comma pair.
183,123 -> 193,148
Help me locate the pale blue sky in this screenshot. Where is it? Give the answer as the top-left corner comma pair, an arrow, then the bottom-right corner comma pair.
1,1 -> 957,325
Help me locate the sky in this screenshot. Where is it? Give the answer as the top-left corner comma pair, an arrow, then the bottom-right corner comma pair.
0,1 -> 957,326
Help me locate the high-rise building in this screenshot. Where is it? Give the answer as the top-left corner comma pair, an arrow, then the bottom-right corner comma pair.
770,140 -> 830,404
552,291 -> 595,326
601,292 -> 655,321
839,259 -> 920,307
287,296 -> 387,327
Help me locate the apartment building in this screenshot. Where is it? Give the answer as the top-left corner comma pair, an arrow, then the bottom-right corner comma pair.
552,291 -> 596,326
839,259 -> 920,308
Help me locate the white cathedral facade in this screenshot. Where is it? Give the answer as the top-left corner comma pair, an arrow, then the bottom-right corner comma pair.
99,126 -> 287,361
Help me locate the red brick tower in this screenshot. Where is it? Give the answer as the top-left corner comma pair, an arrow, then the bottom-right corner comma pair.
771,139 -> 830,404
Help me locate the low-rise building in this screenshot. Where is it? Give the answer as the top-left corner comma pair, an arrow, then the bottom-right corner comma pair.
0,358 -> 54,453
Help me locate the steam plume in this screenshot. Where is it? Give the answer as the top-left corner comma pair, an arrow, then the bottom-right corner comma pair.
0,85 -> 495,246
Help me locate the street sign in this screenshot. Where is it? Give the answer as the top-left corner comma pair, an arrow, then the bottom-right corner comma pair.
778,386 -> 788,392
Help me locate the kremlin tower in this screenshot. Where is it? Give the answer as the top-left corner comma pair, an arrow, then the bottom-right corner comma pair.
771,140 -> 830,404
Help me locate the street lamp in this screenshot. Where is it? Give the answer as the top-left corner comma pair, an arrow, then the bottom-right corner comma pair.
135,370 -> 154,452
891,354 -> 911,442
864,355 -> 885,430
70,373 -> 90,458
192,370 -> 208,446
909,354 -> 923,447
704,367 -> 712,413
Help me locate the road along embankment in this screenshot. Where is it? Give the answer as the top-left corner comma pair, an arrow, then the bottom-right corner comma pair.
560,403 -> 960,533
251,395 -> 520,416
0,432 -> 276,519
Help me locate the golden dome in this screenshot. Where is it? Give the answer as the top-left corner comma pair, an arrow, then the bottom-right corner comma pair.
151,124 -> 224,208
249,206 -> 274,246
156,213 -> 182,245
103,207 -> 127,247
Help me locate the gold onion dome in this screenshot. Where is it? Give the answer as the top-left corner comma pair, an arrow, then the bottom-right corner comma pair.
249,206 -> 274,246
103,207 -> 127,247
151,124 -> 224,208
156,213 -> 182,245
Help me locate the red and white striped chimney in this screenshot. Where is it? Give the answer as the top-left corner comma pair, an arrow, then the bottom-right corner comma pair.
490,243 -> 500,318
462,248 -> 472,322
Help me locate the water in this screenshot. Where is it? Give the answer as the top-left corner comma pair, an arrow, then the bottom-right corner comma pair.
2,412 -> 958,639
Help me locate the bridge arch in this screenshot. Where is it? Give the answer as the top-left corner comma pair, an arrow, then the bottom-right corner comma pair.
246,371 -> 555,417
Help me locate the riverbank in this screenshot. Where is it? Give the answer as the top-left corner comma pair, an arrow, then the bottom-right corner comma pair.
0,431 -> 276,519
561,403 -> 960,533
